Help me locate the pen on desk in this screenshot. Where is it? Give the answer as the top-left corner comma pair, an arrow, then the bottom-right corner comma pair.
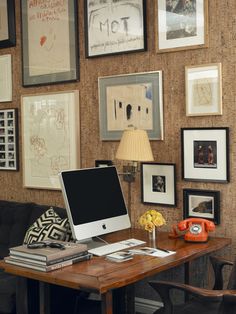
156,247 -> 170,253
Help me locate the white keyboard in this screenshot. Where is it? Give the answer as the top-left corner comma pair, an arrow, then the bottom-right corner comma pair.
88,238 -> 145,256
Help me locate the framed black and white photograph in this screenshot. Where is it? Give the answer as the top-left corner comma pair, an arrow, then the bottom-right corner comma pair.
0,109 -> 18,171
183,189 -> 220,224
181,127 -> 229,182
21,0 -> 78,86
95,160 -> 113,167
141,163 -> 176,207
156,0 -> 208,53
99,71 -> 163,141
84,0 -> 146,57
0,0 -> 16,48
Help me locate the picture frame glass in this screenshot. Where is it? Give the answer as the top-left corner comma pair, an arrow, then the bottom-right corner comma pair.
22,91 -> 80,189
99,71 -> 163,140
85,0 -> 146,57
185,63 -> 222,116
156,0 -> 208,52
0,0 -> 16,48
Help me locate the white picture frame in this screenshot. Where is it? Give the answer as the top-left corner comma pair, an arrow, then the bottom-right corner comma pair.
21,91 -> 80,190
185,63 -> 222,116
0,54 -> 12,102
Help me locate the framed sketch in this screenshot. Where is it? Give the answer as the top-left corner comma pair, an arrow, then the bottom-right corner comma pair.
21,91 -> 80,189
181,127 -> 229,182
183,189 -> 220,224
141,163 -> 176,207
21,0 -> 78,86
0,0 -> 16,48
156,0 -> 208,53
0,109 -> 18,170
95,160 -> 113,167
84,0 -> 146,57
99,71 -> 163,140
0,54 -> 12,102
185,63 -> 222,116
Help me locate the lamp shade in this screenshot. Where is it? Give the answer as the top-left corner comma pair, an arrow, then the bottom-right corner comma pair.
115,129 -> 154,162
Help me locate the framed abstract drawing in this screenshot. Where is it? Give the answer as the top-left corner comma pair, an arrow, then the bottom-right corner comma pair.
156,0 -> 208,53
185,63 -> 222,116
0,0 -> 16,48
99,71 -> 163,140
21,91 -> 80,189
84,0 -> 146,57
21,0 -> 79,86
183,189 -> 220,224
181,127 -> 229,183
141,163 -> 176,207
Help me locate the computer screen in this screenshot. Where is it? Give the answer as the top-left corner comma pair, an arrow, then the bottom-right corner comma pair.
59,166 -> 131,242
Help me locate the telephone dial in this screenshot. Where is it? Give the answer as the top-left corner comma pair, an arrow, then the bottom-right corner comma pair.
169,218 -> 215,242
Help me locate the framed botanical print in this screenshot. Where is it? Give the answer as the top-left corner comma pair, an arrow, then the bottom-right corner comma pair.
181,127 -> 229,183
21,0 -> 78,86
99,71 -> 163,140
156,0 -> 208,53
0,0 -> 16,48
84,0 -> 146,57
185,63 -> 222,116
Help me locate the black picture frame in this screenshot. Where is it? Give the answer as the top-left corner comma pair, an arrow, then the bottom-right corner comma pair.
84,0 -> 147,58
0,109 -> 18,171
183,189 -> 220,224
20,0 -> 79,86
181,127 -> 229,183
0,0 -> 16,48
95,160 -> 113,167
141,162 -> 177,207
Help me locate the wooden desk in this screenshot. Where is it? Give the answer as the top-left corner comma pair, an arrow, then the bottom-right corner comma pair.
0,229 -> 231,314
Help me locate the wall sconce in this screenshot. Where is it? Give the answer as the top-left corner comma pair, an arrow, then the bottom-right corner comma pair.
115,127 -> 154,182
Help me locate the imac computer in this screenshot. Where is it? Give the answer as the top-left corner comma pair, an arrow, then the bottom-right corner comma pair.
59,166 -> 131,247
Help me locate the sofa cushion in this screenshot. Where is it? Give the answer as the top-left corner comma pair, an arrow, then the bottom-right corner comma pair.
24,207 -> 72,244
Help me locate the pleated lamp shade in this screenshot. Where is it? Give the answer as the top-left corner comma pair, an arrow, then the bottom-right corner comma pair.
116,129 -> 154,162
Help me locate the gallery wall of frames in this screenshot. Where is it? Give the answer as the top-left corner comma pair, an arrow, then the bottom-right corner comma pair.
0,0 -> 235,258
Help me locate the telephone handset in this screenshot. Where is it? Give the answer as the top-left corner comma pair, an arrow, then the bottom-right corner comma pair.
169,218 -> 215,242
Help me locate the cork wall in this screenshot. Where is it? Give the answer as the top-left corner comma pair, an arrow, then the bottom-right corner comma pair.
0,1 -> 235,259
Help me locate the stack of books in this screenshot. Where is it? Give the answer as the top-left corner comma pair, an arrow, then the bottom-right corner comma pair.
5,241 -> 92,272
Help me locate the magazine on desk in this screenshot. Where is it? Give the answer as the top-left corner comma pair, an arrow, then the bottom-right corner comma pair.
9,241 -> 88,263
129,247 -> 176,258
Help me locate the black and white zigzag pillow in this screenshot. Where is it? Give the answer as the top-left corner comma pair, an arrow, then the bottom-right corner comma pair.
23,207 -> 73,244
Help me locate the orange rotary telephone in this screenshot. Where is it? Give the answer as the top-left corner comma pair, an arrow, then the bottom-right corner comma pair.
169,218 -> 215,242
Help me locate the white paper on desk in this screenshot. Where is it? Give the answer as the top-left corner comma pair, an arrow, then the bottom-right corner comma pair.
129,247 -> 176,257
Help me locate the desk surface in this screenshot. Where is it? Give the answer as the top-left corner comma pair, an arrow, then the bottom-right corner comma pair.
0,229 -> 231,294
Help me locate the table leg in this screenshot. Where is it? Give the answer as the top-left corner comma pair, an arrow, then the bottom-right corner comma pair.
39,282 -> 51,314
101,291 -> 113,314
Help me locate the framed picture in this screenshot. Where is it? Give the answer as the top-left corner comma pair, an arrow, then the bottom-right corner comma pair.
99,71 -> 163,140
141,163 -> 176,207
0,109 -> 18,171
0,54 -> 12,102
0,0 -> 16,48
95,160 -> 113,167
22,91 -> 80,190
84,0 -> 146,57
21,0 -> 78,86
183,189 -> 220,224
185,63 -> 222,116
156,0 -> 208,53
181,127 -> 229,183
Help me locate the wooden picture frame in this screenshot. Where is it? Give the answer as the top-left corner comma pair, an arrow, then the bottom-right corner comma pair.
0,54 -> 12,102
141,163 -> 176,207
183,189 -> 220,224
21,0 -> 78,86
84,0 -> 146,57
181,127 -> 229,183
0,0 -> 16,48
99,71 -> 163,140
156,0 -> 208,53
0,109 -> 18,171
21,91 -> 80,190
185,63 -> 222,116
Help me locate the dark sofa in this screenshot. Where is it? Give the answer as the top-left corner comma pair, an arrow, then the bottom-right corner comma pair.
0,200 -> 78,314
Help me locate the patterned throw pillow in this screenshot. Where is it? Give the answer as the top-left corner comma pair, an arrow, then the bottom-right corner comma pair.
24,207 -> 73,244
